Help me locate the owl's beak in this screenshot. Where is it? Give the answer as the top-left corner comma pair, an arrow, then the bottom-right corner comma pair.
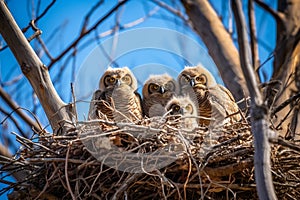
179,108 -> 184,115
189,79 -> 195,87
159,86 -> 165,94
115,79 -> 121,86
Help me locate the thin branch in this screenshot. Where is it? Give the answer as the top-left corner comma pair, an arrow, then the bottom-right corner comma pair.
231,0 -> 277,199
80,0 -> 104,36
0,86 -> 43,133
0,107 -> 28,138
248,0 -> 260,72
150,0 -> 189,23
48,0 -> 129,69
254,0 -> 285,25
269,138 -> 300,152
271,92 -> 300,117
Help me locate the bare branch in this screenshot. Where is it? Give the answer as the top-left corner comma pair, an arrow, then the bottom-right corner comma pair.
248,0 -> 260,72
231,0 -> 277,199
0,86 -> 43,133
48,0 -> 129,69
0,1 -> 73,132
0,107 -> 27,138
254,0 -> 285,25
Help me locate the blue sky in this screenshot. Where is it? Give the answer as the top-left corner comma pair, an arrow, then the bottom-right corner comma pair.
0,0 -> 277,197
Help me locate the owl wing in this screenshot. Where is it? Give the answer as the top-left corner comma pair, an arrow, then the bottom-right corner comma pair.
88,89 -> 114,120
134,90 -> 144,119
88,89 -> 103,120
208,84 -> 240,122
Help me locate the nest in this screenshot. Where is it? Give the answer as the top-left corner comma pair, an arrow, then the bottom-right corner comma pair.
1,115 -> 300,199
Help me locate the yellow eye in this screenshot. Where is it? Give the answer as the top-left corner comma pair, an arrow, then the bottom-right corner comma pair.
150,84 -> 159,90
174,105 -> 180,111
196,74 -> 206,84
185,104 -> 192,112
109,77 -> 115,83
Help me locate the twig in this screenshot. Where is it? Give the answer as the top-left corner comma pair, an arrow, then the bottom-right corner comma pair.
269,138 -> 300,153
65,143 -> 76,200
271,92 -> 300,116
254,0 -> 285,25
112,173 -> 142,200
0,86 -> 43,133
48,0 -> 129,69
248,0 -> 260,72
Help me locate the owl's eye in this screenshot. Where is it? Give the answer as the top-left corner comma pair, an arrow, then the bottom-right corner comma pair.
196,74 -> 207,84
149,83 -> 159,93
165,81 -> 175,91
122,75 -> 132,85
104,76 -> 116,86
109,77 -> 115,83
180,75 -> 190,85
173,105 -> 180,112
185,104 -> 193,112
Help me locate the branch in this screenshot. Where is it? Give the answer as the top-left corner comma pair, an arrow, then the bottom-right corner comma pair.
48,0 -> 129,69
254,0 -> 285,25
0,86 -> 43,133
248,0 -> 260,72
0,107 -> 27,138
231,0 -> 277,199
271,92 -> 300,116
180,0 -> 248,106
0,0 -> 73,132
0,143 -> 27,182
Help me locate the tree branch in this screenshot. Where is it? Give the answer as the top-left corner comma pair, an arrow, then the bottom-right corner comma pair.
48,0 -> 129,69
231,0 -> 277,199
0,0 -> 73,132
254,0 -> 285,25
0,86 -> 43,133
248,0 -> 260,72
180,0 -> 248,107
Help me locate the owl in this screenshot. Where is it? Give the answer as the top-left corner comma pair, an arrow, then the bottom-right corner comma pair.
165,96 -> 198,130
177,65 -> 241,127
88,67 -> 143,123
142,74 -> 179,117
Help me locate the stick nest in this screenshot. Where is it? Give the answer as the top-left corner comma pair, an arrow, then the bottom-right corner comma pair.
1,116 -> 300,199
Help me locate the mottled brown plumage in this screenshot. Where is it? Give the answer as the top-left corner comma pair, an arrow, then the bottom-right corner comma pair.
178,65 -> 241,127
88,67 -> 143,123
165,96 -> 198,130
142,74 -> 179,117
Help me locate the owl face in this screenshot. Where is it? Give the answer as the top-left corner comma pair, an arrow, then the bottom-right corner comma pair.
178,65 -> 217,91
166,96 -> 196,116
99,67 -> 137,91
142,74 -> 179,99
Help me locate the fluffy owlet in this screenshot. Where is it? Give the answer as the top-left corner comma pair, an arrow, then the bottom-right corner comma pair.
165,96 -> 198,130
142,74 -> 179,117
177,65 -> 241,127
88,67 -> 143,122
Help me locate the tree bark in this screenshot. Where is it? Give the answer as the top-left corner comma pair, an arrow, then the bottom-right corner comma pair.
0,0 -> 73,132
231,1 -> 277,199
268,0 -> 300,139
181,0 -> 249,107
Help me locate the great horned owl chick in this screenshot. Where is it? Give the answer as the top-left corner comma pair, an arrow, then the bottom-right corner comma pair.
165,96 -> 198,130
88,66 -> 143,123
178,65 -> 241,127
142,74 -> 179,117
